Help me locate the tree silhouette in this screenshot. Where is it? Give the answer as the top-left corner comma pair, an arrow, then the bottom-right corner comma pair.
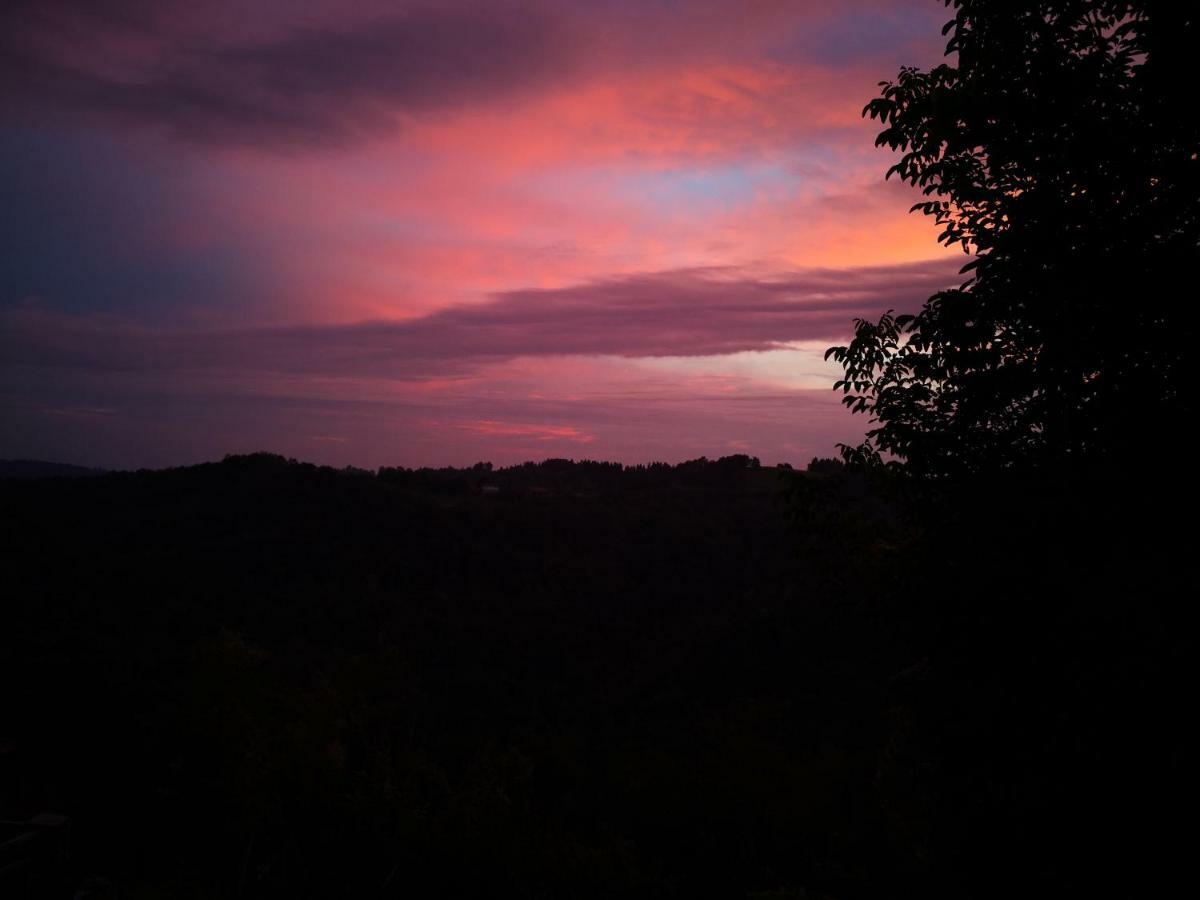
828,0 -> 1198,478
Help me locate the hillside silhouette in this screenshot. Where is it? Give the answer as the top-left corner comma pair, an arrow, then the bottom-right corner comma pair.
2,453 -> 913,898
3,451 -> 1192,898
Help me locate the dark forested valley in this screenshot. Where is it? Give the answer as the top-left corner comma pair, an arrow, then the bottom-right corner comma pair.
0,454 -> 901,898
2,453 -> 1190,898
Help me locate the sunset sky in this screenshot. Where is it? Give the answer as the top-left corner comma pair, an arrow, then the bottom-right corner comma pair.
1,0 -> 964,469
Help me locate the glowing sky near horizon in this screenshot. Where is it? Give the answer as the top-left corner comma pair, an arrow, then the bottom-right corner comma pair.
1,0 -> 963,469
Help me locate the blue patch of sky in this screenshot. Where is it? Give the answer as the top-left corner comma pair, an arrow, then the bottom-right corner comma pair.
634,164 -> 787,212
528,159 -> 802,216
768,7 -> 949,69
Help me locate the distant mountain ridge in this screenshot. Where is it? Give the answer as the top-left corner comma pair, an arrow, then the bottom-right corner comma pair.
0,459 -> 107,479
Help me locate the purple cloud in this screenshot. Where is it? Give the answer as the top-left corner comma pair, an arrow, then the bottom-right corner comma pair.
1,258 -> 964,377
0,364 -> 857,470
1,1 -> 576,149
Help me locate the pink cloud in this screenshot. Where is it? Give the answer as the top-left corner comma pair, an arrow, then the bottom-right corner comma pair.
3,1 -> 947,153
458,420 -> 595,443
1,1 -> 957,468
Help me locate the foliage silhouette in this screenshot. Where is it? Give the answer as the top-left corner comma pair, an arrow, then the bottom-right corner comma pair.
814,4 -> 1198,896
827,0 -> 1199,477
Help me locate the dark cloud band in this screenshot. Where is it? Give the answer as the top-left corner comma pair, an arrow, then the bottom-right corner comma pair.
1,258 -> 963,378
1,1 -> 575,149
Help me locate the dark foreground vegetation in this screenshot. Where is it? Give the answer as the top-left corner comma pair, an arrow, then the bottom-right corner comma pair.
2,453 -> 1192,897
